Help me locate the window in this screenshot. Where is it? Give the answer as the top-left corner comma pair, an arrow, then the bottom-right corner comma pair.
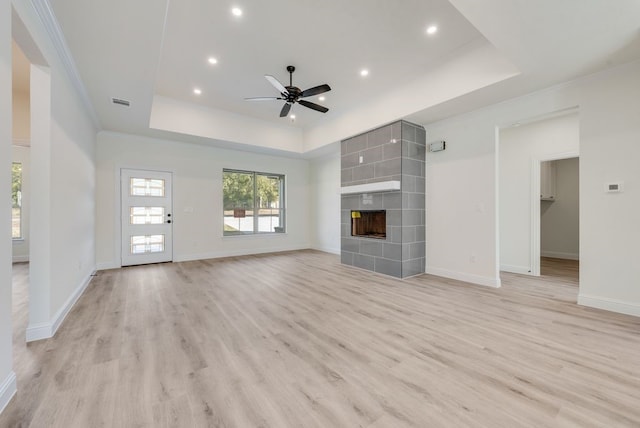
12,162 -> 22,239
223,169 -> 285,235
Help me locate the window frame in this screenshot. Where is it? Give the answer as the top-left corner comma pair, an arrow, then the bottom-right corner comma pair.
222,169 -> 286,236
11,162 -> 23,240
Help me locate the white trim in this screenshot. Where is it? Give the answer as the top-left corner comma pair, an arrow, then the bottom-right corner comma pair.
173,245 -> 311,263
578,294 -> 640,318
12,255 -> 29,263
500,264 -> 533,275
11,138 -> 30,147
425,267 -> 501,288
26,269 -> 96,342
341,180 -> 401,194
312,246 -> 340,255
96,261 -> 120,271
0,371 -> 17,415
30,0 -> 101,129
540,251 -> 579,261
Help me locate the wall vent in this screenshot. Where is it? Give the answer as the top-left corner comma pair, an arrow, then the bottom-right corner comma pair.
111,98 -> 130,107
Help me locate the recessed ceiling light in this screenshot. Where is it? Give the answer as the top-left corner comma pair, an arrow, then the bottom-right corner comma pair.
360,69 -> 369,77
290,114 -> 296,120
231,7 -> 242,16
318,96 -> 325,101
208,57 -> 218,65
193,88 -> 202,95
426,25 -> 438,35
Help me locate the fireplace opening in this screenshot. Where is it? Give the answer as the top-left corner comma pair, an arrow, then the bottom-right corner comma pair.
351,210 -> 386,239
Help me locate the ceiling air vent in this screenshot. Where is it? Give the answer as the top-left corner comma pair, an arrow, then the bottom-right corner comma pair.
111,97 -> 130,107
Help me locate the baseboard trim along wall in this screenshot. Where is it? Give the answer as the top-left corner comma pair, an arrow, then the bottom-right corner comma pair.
0,371 -> 17,415
500,264 -> 532,275
425,267 -> 501,288
26,269 -> 96,342
173,245 -> 311,263
541,251 -> 579,260
312,246 -> 340,255
578,294 -> 640,318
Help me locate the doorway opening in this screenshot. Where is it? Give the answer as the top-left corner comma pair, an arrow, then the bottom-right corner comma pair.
498,109 -> 580,285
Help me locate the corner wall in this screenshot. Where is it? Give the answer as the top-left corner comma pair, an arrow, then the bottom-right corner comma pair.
309,151 -> 341,255
11,0 -> 97,343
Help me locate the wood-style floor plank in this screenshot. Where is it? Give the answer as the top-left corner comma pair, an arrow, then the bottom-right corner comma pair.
2,252 -> 640,427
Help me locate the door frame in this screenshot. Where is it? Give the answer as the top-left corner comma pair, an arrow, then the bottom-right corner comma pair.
530,151 -> 579,276
115,165 -> 175,267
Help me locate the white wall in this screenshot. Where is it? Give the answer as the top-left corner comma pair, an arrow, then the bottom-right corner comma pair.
11,145 -> 29,262
0,0 -> 16,413
309,151 -> 341,254
499,113 -> 579,274
541,158 -> 579,260
96,132 -> 311,268
425,60 -> 640,316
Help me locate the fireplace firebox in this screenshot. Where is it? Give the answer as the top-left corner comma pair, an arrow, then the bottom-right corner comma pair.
351,210 -> 386,239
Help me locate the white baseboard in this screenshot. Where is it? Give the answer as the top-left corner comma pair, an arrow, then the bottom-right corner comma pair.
578,294 -> 640,318
425,267 -> 501,288
0,371 -> 17,415
12,255 -> 29,263
500,264 -> 533,275
26,269 -> 96,342
541,251 -> 579,260
311,246 -> 340,255
96,261 -> 120,270
173,245 -> 311,263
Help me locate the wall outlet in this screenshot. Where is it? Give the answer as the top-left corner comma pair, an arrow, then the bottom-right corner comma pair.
359,155 -> 364,164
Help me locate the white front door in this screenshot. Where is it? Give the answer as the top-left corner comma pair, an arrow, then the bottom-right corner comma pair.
121,169 -> 173,266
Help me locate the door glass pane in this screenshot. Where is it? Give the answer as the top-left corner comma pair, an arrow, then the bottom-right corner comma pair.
130,178 -> 165,197
130,207 -> 165,225
130,235 -> 164,254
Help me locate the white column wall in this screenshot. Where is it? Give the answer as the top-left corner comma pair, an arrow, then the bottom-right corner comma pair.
0,0 -> 16,413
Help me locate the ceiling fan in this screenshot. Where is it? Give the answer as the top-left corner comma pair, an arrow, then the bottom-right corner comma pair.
245,65 -> 331,117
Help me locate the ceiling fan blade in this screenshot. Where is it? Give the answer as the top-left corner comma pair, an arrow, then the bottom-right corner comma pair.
265,75 -> 289,95
279,102 -> 292,117
298,99 -> 329,113
301,84 -> 331,98
245,97 -> 283,101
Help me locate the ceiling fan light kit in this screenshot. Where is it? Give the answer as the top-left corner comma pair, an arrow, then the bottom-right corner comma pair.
246,65 -> 331,117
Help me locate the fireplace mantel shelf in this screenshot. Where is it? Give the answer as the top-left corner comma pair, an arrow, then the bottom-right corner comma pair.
340,180 -> 401,195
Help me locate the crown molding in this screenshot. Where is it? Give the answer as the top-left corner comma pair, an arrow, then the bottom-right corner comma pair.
30,0 -> 102,130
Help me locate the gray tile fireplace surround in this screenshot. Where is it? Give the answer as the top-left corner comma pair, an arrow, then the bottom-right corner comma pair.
341,120 -> 426,278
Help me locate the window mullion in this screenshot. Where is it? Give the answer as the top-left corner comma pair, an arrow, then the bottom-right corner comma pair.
253,172 -> 259,234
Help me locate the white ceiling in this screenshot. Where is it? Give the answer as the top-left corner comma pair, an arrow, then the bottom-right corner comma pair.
47,0 -> 640,155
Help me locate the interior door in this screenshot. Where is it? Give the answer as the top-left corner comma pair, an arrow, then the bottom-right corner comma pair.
121,169 -> 173,266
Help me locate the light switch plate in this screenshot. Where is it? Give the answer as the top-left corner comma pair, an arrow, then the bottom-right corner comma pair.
605,182 -> 623,193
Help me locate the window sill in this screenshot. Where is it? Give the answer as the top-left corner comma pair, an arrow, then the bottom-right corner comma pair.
222,232 -> 287,239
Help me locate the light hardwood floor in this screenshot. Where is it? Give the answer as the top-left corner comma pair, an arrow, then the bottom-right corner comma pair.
2,252 -> 639,427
